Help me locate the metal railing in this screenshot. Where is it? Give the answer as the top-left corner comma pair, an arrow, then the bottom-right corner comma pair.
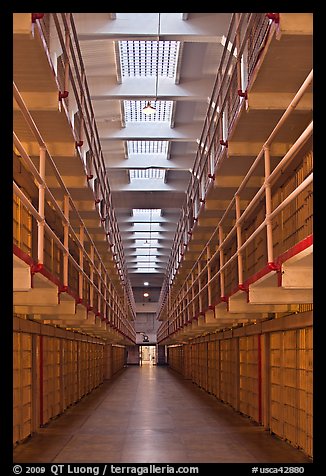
157,68 -> 313,341
32,13 -> 135,313
156,13 -> 273,318
13,82 -> 135,342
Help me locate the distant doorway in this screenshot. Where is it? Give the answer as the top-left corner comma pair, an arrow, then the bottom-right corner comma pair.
139,345 -> 156,366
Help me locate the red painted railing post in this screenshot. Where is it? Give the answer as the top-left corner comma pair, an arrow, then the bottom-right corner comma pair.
257,334 -> 262,424
39,335 -> 44,427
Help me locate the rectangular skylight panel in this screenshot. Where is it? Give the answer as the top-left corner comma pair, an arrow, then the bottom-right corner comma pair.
118,40 -> 179,79
135,239 -> 159,247
133,209 -> 162,217
130,169 -> 165,180
135,267 -> 158,273
136,256 -> 159,263
124,100 -> 173,123
128,142 -> 168,155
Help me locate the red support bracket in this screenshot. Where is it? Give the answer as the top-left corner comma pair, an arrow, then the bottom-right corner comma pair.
187,230 -> 192,236
95,198 -> 101,204
221,296 -> 228,303
101,217 -> 107,222
76,297 -> 83,305
268,261 -> 281,272
59,90 -> 69,101
266,13 -> 280,23
86,174 -> 93,181
31,263 -> 43,274
238,89 -> 248,99
200,198 -> 205,204
238,283 -> 248,292
58,285 -> 68,294
32,13 -> 44,23
75,140 -> 83,148
87,305 -> 93,312
219,140 -> 228,147
208,173 -> 215,180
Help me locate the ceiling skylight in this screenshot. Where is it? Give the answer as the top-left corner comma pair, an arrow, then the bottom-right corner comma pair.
128,142 -> 168,155
124,100 -> 173,123
133,208 -> 162,217
118,40 -> 180,79
130,169 -> 165,181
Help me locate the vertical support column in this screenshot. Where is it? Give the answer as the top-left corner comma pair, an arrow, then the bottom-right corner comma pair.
233,337 -> 240,411
97,261 -> 101,315
191,271 -> 196,319
198,260 -> 203,314
37,147 -> 46,265
79,71 -> 85,146
264,146 -> 274,266
235,12 -> 242,92
89,244 -> 94,310
235,194 -> 244,286
207,246 -> 212,307
32,334 -> 40,433
63,195 -> 69,288
106,280 -> 111,325
103,271 -> 107,322
183,280 -> 189,324
39,334 -> 43,427
261,332 -> 271,429
63,13 -> 71,96
78,225 -> 84,301
218,225 -> 225,299
168,287 -> 172,324
258,333 -> 262,424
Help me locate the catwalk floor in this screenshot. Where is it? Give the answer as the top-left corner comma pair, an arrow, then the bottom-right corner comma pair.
13,365 -> 311,463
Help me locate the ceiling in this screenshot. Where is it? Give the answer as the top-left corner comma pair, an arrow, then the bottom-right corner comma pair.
73,13 -> 233,313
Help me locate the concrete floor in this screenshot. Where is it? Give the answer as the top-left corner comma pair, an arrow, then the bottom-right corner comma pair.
13,365 -> 312,463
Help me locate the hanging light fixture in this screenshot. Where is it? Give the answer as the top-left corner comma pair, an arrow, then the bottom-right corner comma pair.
142,101 -> 156,115
142,13 -> 160,115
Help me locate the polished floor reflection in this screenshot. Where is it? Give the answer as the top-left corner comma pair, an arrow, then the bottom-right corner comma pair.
13,365 -> 311,463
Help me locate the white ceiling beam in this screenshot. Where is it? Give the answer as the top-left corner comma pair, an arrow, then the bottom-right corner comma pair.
98,122 -> 202,142
88,76 -> 215,101
74,13 -> 232,42
104,154 -> 194,170
109,181 -> 189,192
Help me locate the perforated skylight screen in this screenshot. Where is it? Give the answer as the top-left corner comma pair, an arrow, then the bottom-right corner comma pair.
130,169 -> 165,180
124,100 -> 173,123
133,209 -> 162,217
128,142 -> 168,155
135,239 -> 159,247
119,41 -> 179,78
